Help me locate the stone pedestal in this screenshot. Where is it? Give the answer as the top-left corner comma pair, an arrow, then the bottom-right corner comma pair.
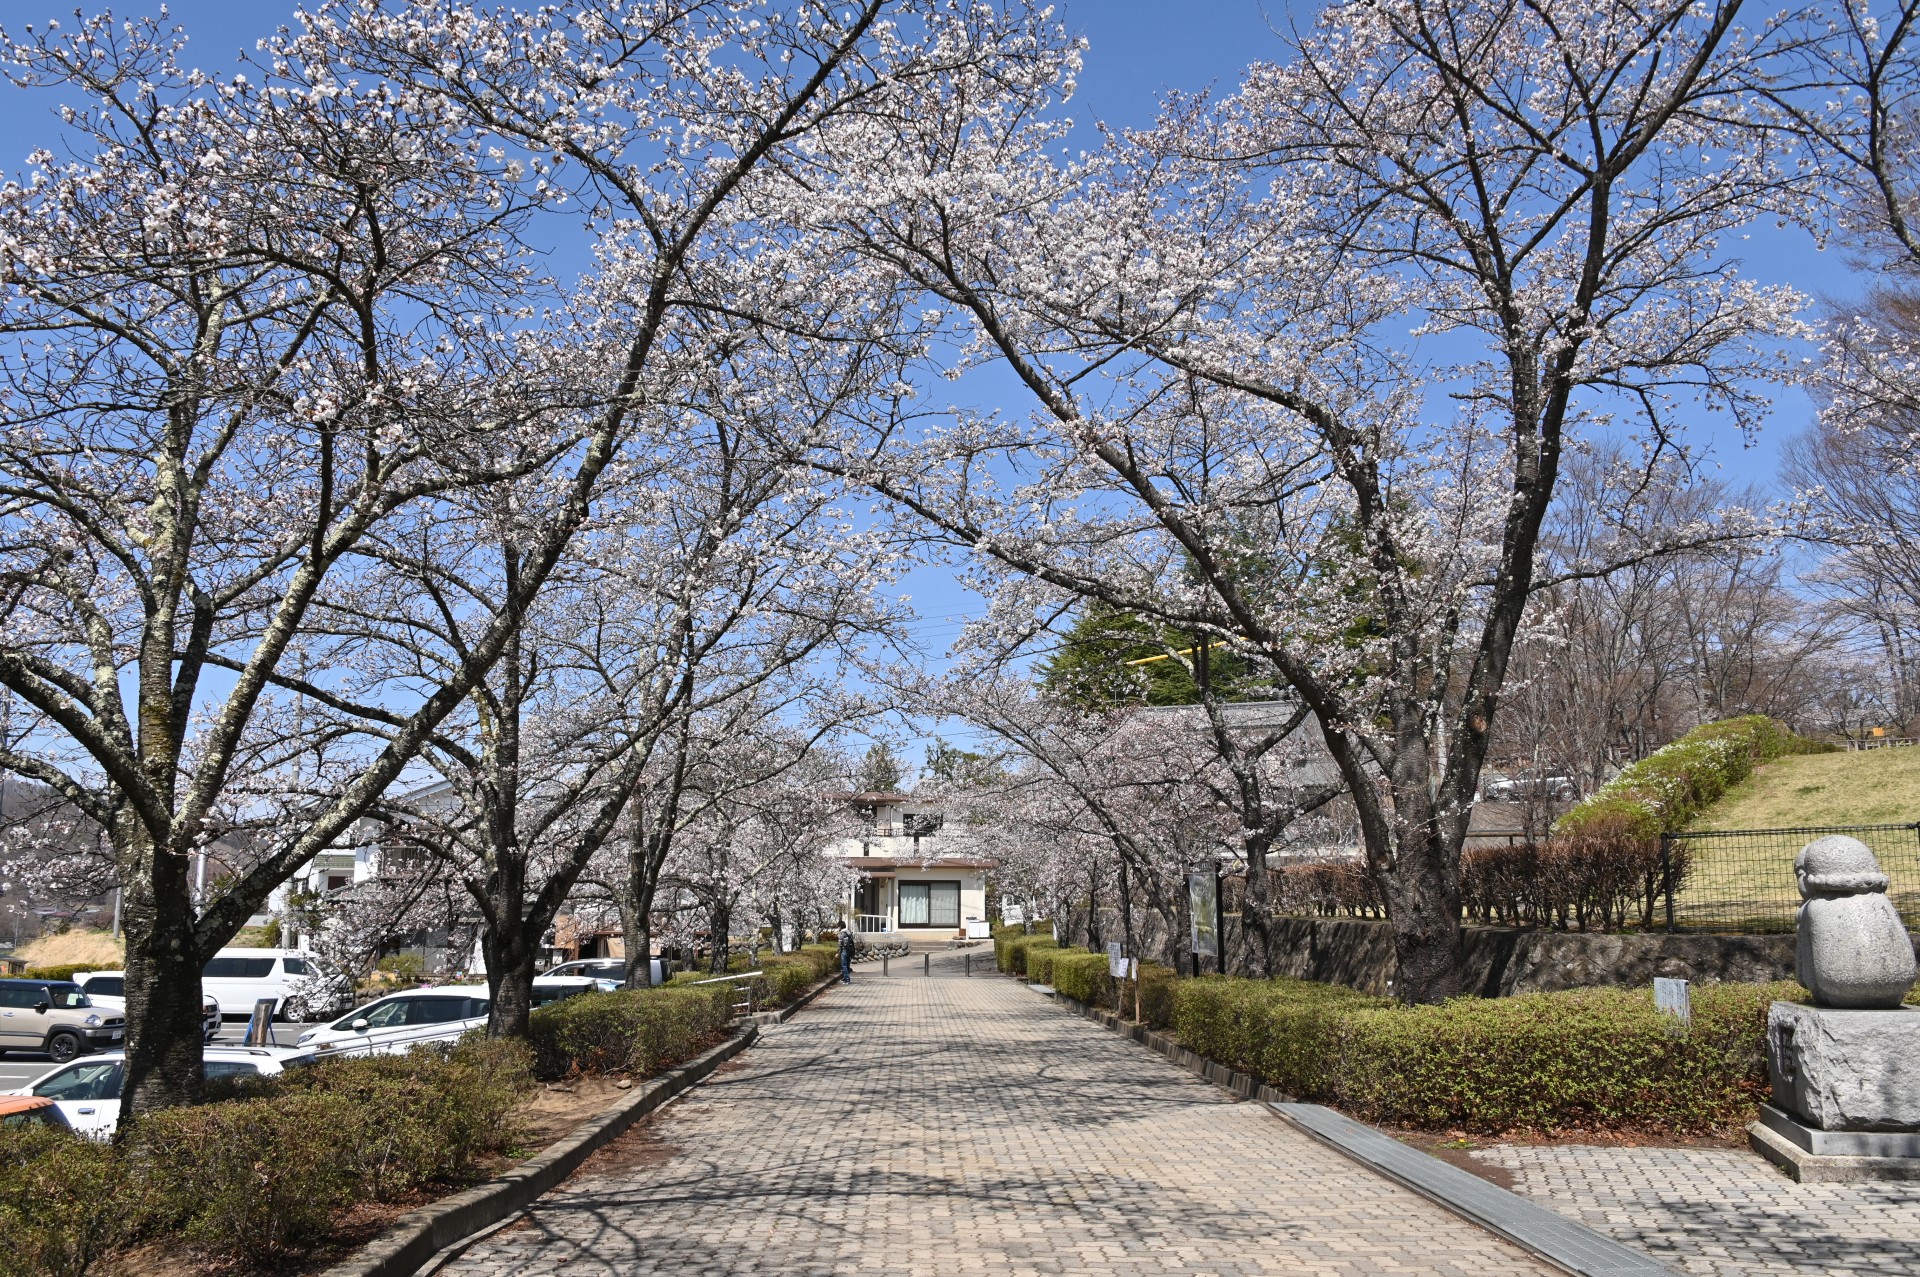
1756,1001 -> 1920,1181
1749,1105 -> 1920,1183
1767,1001 -> 1920,1129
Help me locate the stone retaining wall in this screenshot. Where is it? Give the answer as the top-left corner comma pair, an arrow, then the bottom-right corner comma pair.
1064,910 -> 1920,996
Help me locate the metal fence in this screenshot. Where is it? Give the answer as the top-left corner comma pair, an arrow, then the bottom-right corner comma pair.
1658,822 -> 1920,933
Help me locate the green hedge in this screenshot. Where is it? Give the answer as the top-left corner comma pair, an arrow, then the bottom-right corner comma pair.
529,982 -> 734,1079
1023,943 -> 1079,986
1557,714 -> 1833,838
1044,951 -> 1179,1028
0,1038 -> 531,1274
1172,976 -> 1787,1134
991,923 -> 1027,970
996,931 -> 1059,975
20,963 -> 107,983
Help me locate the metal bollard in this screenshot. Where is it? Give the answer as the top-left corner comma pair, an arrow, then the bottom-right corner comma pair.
883,953 -> 889,977
924,953 -> 930,977
965,953 -> 971,977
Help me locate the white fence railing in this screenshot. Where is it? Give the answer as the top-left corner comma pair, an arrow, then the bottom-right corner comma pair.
690,969 -> 763,1016
1846,736 -> 1920,751
854,913 -> 893,933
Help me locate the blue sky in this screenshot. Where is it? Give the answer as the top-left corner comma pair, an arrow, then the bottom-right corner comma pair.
0,1 -> 1866,772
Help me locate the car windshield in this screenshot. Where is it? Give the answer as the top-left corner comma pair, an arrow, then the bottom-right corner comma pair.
43,984 -> 90,1009
35,1060 -> 121,1102
330,997 -> 407,1032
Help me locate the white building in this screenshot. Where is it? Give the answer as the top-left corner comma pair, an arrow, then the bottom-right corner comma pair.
827,792 -> 992,940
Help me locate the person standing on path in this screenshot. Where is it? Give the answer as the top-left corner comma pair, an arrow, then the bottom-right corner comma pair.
838,928 -> 855,983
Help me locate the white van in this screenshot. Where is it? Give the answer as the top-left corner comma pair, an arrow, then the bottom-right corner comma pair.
72,971 -> 221,1041
201,949 -> 318,1019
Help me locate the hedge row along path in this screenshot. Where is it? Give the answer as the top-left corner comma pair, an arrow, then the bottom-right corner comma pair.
441,948 -> 1555,1277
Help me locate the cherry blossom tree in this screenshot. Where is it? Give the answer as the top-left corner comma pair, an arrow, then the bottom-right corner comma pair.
0,13 -> 553,1115
928,663 -> 1338,968
0,0 -> 1057,1114
333,350 -> 903,1035
816,0 -> 1810,998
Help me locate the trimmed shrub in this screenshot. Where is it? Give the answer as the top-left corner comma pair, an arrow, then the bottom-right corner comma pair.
1460,818 -> 1684,931
1024,943 -> 1082,986
1036,951 -> 1179,1029
133,1090 -> 361,1262
1048,950 -> 1112,1005
0,1124 -> 130,1277
998,932 -> 1059,976
527,982 -> 733,1079
991,923 -> 1024,969
1271,861 -> 1387,918
1174,976 -> 1385,1097
1558,715 -> 1834,838
791,944 -> 839,979
0,1038 -> 534,1271
1135,963 -> 1180,1030
1170,975 -> 1788,1134
20,963 -> 105,983
248,1037 -> 531,1199
756,945 -> 837,1003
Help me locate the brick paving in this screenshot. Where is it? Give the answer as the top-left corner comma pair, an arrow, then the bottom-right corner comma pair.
1471,1143 -> 1920,1275
445,949 -> 1555,1276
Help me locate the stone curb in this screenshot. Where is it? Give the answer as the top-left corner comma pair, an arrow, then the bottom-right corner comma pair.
1274,1103 -> 1676,1277
1039,981 -> 1675,1277
320,1023 -> 759,1277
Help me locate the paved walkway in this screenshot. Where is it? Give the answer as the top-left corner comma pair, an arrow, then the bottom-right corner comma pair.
447,949 -> 1554,1277
1474,1144 -> 1920,1276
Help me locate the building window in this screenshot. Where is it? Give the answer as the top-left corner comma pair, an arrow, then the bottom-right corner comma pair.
898,881 -> 960,928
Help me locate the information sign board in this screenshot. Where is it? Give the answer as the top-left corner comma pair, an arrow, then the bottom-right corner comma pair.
1188,872 -> 1219,957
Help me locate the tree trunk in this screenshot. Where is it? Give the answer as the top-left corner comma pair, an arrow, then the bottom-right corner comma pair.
119,825 -> 206,1123
483,924 -> 537,1039
708,898 -> 731,974
620,847 -> 658,989
481,857 -> 537,1039
1381,818 -> 1466,1004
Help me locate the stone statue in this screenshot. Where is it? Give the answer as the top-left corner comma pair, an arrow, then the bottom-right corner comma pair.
1794,835 -> 1917,1010
1756,835 -> 1920,1177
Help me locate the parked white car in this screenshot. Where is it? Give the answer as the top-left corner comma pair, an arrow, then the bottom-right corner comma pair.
292,985 -> 491,1057
541,958 -> 665,990
530,976 -> 599,1007
201,948 -> 321,1020
72,971 -> 221,1042
8,1046 -> 300,1140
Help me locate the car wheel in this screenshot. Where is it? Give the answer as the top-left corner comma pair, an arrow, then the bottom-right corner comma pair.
46,1031 -> 83,1064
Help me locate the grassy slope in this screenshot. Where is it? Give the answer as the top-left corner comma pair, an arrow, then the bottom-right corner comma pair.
15,928 -> 124,966
1694,746 -> 1920,830
1681,747 -> 1920,931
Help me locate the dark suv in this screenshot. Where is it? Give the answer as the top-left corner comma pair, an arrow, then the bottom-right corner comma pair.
0,979 -> 125,1063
